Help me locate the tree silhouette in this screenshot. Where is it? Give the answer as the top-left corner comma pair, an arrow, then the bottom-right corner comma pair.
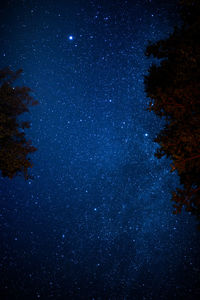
0,67 -> 38,179
144,0 -> 200,224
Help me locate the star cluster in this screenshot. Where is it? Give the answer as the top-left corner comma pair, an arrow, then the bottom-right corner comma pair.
0,0 -> 200,299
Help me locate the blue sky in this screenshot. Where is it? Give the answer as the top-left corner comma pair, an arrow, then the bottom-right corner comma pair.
0,0 -> 200,299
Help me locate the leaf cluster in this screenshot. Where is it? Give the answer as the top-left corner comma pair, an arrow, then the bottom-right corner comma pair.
0,67 -> 38,179
144,0 -> 200,224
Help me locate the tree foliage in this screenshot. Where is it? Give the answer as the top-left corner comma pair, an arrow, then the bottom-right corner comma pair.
144,0 -> 200,224
0,67 -> 38,179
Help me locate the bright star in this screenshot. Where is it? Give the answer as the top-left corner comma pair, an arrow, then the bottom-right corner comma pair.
68,35 -> 73,40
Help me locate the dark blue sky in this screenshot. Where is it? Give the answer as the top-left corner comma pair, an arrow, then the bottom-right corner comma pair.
1,0 -> 200,299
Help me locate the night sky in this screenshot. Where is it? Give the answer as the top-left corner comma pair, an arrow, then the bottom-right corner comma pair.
0,0 -> 200,299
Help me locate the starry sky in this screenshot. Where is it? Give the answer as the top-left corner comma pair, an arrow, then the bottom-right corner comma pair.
0,0 -> 200,299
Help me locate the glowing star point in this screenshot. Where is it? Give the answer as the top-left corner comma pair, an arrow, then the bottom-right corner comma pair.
68,35 -> 74,40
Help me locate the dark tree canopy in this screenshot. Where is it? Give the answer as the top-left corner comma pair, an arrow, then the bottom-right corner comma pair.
144,0 -> 200,224
0,67 -> 38,179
